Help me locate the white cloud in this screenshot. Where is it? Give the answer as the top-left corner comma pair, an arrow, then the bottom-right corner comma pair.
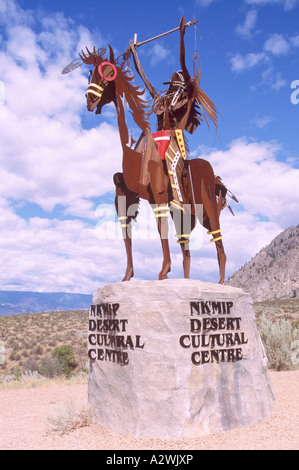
0,80 -> 4,104
231,31 -> 297,88
0,0 -> 125,292
271,73 -> 287,89
0,0 -> 33,26
148,43 -> 172,66
290,34 -> 299,47
0,1 -> 123,216
245,0 -> 298,11
236,10 -> 258,38
257,66 -> 287,90
189,138 -> 299,279
251,114 -> 275,128
198,138 -> 299,228
0,106 -> 122,212
0,199 -> 122,292
264,33 -> 290,55
196,0 -> 217,7
230,51 -> 267,71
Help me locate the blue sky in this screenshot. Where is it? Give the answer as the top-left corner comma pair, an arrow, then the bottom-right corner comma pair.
0,0 -> 298,293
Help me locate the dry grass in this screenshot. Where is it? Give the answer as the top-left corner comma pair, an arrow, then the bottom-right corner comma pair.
47,397 -> 91,436
0,372 -> 87,390
254,298 -> 299,326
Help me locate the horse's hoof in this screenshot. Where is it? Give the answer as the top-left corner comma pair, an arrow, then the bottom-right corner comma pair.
158,263 -> 171,280
158,270 -> 169,280
122,270 -> 134,282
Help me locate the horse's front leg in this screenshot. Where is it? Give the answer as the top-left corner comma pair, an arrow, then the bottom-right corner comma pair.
121,231 -> 134,282
155,207 -> 171,280
179,243 -> 191,278
114,172 -> 139,282
159,238 -> 171,280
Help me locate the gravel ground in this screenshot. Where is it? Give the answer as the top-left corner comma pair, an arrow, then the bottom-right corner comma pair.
0,370 -> 298,450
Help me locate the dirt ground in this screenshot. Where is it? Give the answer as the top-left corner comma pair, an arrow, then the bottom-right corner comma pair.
0,370 -> 298,450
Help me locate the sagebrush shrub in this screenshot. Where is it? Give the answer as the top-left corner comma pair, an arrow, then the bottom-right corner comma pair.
258,314 -> 299,371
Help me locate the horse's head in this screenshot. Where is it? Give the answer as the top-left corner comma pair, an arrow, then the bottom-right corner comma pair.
80,46 -> 118,114
80,46 -> 150,135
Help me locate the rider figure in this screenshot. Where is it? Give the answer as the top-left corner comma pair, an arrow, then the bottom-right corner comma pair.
130,17 -> 217,210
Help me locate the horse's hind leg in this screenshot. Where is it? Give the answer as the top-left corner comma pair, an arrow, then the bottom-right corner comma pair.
216,241 -> 226,284
114,172 -> 139,282
208,228 -> 226,284
171,207 -> 196,278
212,190 -> 226,284
201,181 -> 226,284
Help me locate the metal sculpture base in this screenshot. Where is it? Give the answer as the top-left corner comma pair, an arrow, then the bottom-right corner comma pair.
87,279 -> 275,439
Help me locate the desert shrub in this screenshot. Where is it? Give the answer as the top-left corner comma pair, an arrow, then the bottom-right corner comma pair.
22,357 -> 39,373
258,314 -> 299,371
51,345 -> 77,377
9,351 -> 17,361
39,354 -> 62,378
29,345 -> 43,357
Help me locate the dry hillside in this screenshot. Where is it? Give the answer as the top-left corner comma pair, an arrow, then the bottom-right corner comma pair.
0,310 -> 88,376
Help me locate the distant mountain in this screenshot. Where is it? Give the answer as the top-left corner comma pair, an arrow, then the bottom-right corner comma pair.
0,291 -> 92,316
226,225 -> 299,302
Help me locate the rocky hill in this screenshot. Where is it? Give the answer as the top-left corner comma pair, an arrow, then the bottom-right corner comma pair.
226,225 -> 299,302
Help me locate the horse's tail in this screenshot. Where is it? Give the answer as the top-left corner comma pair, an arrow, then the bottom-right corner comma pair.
187,158 -> 226,283
187,159 -> 222,229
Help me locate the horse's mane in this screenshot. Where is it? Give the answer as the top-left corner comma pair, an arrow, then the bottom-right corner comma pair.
114,61 -> 151,135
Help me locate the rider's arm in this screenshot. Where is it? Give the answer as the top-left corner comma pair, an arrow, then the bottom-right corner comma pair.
179,17 -> 193,93
129,40 -> 158,99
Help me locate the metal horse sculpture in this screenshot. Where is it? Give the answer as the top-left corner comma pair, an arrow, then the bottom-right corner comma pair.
78,18 -> 235,284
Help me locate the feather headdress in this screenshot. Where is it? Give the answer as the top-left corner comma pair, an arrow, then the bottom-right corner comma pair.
192,65 -> 218,132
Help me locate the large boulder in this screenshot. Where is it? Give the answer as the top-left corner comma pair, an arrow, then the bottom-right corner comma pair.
87,279 -> 275,439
